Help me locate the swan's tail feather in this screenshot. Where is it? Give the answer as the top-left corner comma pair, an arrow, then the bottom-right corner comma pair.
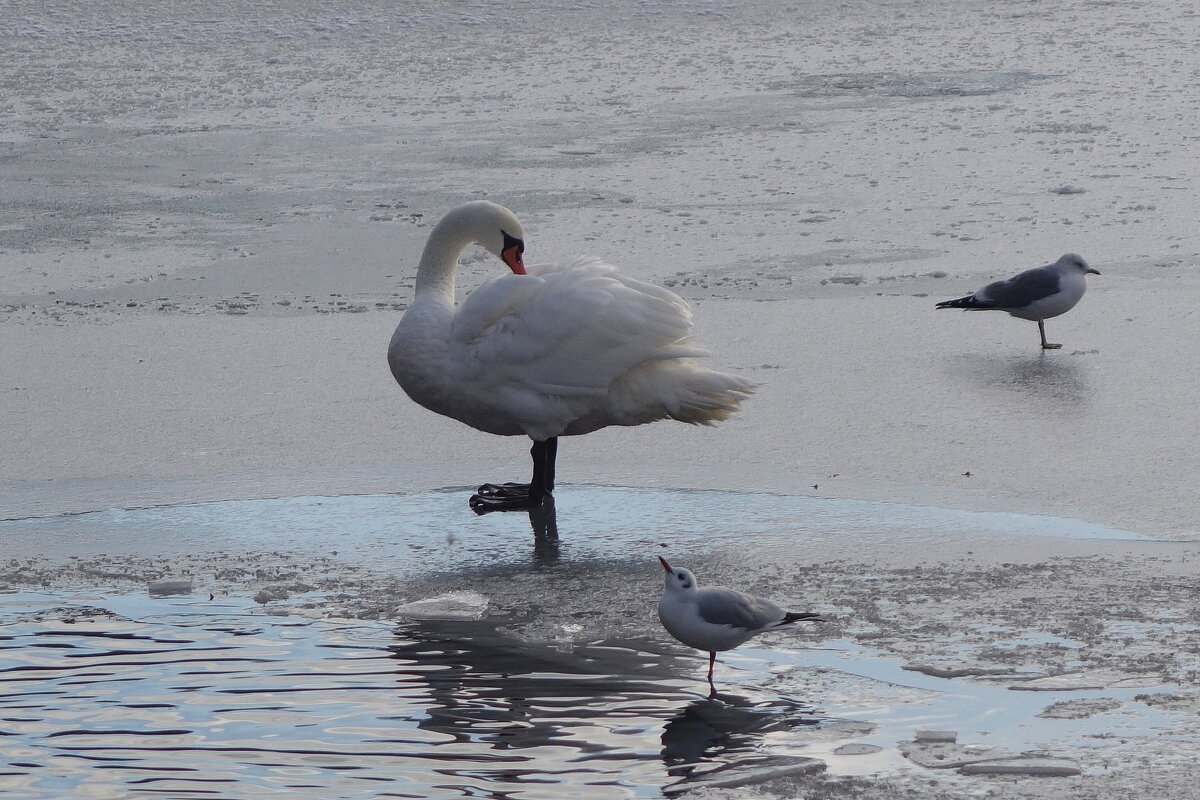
667,367 -> 757,426
577,359 -> 755,432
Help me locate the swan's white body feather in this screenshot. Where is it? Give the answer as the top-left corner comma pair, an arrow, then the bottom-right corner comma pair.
388,203 -> 753,443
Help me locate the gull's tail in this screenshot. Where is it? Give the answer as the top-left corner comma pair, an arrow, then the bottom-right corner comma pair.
782,611 -> 824,625
935,294 -> 995,311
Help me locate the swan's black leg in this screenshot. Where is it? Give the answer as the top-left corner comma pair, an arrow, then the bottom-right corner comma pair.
470,438 -> 559,514
535,437 -> 557,496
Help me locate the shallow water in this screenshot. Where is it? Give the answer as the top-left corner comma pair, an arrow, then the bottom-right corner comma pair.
0,590 -> 1181,799
0,591 -> 824,800
0,487 -> 1180,799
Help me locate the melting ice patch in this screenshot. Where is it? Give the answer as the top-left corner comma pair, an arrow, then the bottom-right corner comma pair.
776,70 -> 1054,99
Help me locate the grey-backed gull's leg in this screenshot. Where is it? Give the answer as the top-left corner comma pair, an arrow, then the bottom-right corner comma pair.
1039,320 -> 1062,350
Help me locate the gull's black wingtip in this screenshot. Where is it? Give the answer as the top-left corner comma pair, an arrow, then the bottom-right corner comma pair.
936,295 -> 974,310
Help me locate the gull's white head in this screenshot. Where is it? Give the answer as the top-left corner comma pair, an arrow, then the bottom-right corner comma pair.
1057,253 -> 1100,276
440,200 -> 526,274
659,556 -> 698,594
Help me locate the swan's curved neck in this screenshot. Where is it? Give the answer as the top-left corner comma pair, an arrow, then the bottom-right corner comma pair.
414,211 -> 484,302
413,237 -> 464,303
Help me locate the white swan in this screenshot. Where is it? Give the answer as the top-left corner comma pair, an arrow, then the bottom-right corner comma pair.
387,201 -> 755,512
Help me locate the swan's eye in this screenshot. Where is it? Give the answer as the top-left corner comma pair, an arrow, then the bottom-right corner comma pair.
502,230 -> 524,255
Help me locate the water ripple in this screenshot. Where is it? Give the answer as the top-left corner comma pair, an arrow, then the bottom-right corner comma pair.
0,597 -> 818,799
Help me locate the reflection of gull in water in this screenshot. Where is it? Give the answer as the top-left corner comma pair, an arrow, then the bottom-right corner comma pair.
1006,354 -> 1090,403
661,695 -> 821,791
936,254 -> 1100,349
956,352 -> 1091,406
384,622 -> 824,796
661,695 -> 813,763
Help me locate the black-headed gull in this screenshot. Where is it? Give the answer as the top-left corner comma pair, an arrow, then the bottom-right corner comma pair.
388,201 -> 755,514
936,253 -> 1100,349
657,556 -> 822,695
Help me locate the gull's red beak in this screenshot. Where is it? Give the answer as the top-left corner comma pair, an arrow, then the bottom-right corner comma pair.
658,556 -> 672,573
501,243 -> 525,275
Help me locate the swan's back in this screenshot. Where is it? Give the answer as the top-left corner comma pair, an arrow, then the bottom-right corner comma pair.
392,256 -> 754,441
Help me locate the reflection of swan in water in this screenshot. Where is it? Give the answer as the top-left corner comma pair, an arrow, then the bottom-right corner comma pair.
527,496 -> 559,566
386,622 -> 675,758
661,695 -> 820,789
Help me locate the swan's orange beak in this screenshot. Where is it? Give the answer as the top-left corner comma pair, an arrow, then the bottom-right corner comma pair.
502,244 -> 526,275
658,556 -> 672,573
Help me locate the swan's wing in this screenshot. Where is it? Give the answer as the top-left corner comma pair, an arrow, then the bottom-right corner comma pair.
451,257 -> 702,399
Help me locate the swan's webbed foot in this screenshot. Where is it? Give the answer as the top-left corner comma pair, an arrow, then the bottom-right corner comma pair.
469,438 -> 559,515
1041,342 -> 1062,350
469,483 -> 546,514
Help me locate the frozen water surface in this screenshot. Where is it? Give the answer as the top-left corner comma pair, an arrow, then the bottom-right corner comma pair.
6,0 -> 1200,796
0,485 -> 1143,565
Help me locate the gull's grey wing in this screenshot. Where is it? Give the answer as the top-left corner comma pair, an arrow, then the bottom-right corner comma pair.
696,588 -> 784,631
977,264 -> 1062,309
